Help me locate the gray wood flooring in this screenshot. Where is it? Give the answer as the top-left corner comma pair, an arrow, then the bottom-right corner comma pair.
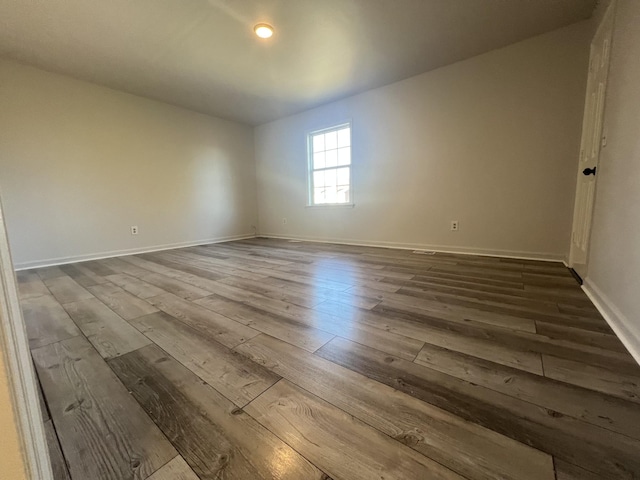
18,238 -> 640,479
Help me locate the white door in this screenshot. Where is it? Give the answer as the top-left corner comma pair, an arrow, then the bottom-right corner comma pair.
569,2 -> 615,279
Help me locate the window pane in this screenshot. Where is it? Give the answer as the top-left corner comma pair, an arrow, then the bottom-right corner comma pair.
314,188 -> 327,204
337,147 -> 350,166
312,134 -> 325,152
324,185 -> 338,203
313,151 -> 326,169
313,170 -> 325,188
337,186 -> 350,203
325,149 -> 338,168
337,128 -> 350,147
337,167 -> 350,185
324,168 -> 337,188
325,130 -> 338,150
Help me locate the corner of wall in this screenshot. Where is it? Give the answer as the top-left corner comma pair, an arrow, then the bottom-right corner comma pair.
582,277 -> 640,366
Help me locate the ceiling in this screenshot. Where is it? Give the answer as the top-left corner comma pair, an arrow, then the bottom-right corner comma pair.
0,0 -> 596,125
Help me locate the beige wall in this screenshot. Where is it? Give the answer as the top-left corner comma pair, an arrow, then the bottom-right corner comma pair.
0,60 -> 258,269
255,23 -> 591,260
584,0 -> 640,357
0,352 -> 27,480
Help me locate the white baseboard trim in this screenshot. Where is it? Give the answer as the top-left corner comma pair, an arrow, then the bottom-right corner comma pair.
583,278 -> 640,366
258,233 -> 565,263
14,233 -> 256,270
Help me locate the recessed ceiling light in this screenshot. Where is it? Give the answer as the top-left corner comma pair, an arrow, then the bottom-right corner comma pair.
254,23 -> 274,39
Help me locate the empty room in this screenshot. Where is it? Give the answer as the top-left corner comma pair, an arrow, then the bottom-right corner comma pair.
1,0 -> 639,479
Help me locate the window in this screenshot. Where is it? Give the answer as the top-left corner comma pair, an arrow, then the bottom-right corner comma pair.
308,123 -> 352,205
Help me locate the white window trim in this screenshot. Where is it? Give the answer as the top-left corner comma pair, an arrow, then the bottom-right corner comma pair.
306,121 -> 354,207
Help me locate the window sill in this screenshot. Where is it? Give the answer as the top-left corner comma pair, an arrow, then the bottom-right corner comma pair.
305,203 -> 355,208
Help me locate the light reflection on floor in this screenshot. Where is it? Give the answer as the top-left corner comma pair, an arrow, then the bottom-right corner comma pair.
302,258 -> 360,337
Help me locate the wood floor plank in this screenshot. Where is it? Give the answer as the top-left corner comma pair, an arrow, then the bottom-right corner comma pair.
395,286 -> 565,319
195,294 -> 335,352
80,260 -> 118,277
373,301 -> 640,375
535,321 -> 626,352
365,292 -> 538,333
36,368 -> 50,422
383,274 -> 526,294
147,292 -> 259,348
219,242 -> 317,264
413,325 -> 544,374
32,336 -> 176,480
122,256 -> 221,294
428,263 -> 524,281
64,298 -> 151,359
44,275 -> 94,304
109,345 -> 325,480
523,263 -> 573,276
21,294 -> 81,349
396,281 -> 561,313
217,275 -> 325,308
69,262 -> 112,284
316,337 -> 640,479
138,253 -> 228,282
235,334 -> 554,480
44,419 -> 71,480
409,274 -> 594,307
412,271 -> 525,289
557,302 -> 603,318
131,311 -> 279,406
16,271 -> 41,283
139,272 -> 212,300
223,272 -> 375,305
191,245 -> 293,269
59,264 -> 105,288
104,273 -> 166,299
319,300 -> 543,373
17,275 -> 50,300
278,263 -> 412,286
195,283 -> 424,360
165,250 -> 271,281
87,282 -> 159,320
35,266 -> 67,280
245,379 -> 464,480
249,264 -> 352,291
522,273 -> 578,288
99,257 -> 155,278
146,456 -> 199,480
542,354 -> 640,404
554,459 -> 602,480
415,343 -> 640,439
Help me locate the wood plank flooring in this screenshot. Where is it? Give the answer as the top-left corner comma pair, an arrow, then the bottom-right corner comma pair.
18,238 -> 640,480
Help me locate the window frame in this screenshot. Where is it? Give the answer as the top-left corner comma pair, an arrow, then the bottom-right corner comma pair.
306,121 -> 354,207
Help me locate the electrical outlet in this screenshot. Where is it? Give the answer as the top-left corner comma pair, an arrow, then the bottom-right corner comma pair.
450,221 -> 459,231
282,218 -> 287,225
131,226 -> 139,235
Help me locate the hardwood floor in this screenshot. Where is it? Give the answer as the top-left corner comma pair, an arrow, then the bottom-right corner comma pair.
17,238 -> 640,479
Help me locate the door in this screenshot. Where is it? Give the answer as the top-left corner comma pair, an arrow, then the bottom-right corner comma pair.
569,2 -> 615,279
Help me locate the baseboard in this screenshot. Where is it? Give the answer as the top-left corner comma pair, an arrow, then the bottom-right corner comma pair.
14,233 -> 256,270
258,233 -> 565,263
583,278 -> 640,366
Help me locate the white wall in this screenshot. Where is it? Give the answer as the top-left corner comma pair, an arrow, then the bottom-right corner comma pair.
583,0 -> 640,360
0,61 -> 258,269
255,23 -> 591,260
